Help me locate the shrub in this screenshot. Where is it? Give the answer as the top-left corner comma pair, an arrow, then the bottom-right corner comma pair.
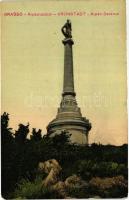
77,160 -> 127,180
67,186 -> 89,198
13,176 -> 63,199
89,176 -> 128,198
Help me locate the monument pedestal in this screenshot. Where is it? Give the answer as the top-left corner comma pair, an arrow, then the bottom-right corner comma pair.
47,94 -> 91,144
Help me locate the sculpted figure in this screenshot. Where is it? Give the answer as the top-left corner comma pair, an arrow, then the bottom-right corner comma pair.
61,19 -> 72,38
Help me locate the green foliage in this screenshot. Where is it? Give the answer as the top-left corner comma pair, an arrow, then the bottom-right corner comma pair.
1,112 -> 9,129
30,128 -> 42,142
52,130 -> 71,147
1,112 -> 16,197
13,177 -> 63,199
67,184 -> 127,199
66,186 -> 89,198
1,112 -> 128,199
1,112 -> 13,142
13,177 -> 42,199
15,123 -> 29,143
88,176 -> 128,198
77,160 -> 127,180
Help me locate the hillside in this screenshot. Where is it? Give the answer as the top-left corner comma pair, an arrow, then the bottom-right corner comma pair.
1,112 -> 128,199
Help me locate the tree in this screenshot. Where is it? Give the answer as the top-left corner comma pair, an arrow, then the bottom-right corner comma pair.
1,112 -> 13,142
52,130 -> 71,147
15,123 -> 29,143
1,112 -> 15,197
30,128 -> 42,142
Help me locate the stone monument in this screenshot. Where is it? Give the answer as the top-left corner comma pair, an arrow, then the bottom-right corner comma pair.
47,20 -> 91,144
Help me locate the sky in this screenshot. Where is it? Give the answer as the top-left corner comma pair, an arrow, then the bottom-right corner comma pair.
1,0 -> 127,145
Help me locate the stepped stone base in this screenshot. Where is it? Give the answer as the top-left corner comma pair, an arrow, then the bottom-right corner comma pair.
47,118 -> 90,144
47,97 -> 91,144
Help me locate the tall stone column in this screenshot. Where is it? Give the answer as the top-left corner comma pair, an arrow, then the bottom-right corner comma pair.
47,20 -> 92,144
62,38 -> 75,96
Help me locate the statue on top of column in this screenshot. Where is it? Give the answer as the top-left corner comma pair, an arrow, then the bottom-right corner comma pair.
61,19 -> 72,38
